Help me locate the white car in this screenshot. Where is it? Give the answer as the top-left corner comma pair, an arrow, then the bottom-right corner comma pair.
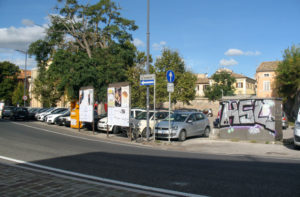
36,108 -> 56,121
134,110 -> 170,137
42,108 -> 67,122
97,109 -> 146,134
294,107 -> 300,149
46,109 -> 69,124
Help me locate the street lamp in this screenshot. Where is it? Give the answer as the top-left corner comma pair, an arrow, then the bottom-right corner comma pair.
16,49 -> 28,107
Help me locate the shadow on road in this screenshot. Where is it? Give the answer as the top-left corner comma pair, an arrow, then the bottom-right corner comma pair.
17,150 -> 300,197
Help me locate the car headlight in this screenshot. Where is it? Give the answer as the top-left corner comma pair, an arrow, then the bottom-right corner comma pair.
171,125 -> 178,130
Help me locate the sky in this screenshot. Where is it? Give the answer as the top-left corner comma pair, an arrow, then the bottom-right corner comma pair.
0,0 -> 299,78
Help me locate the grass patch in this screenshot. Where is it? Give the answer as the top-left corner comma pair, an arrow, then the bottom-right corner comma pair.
265,141 -> 270,144
155,140 -> 161,144
230,138 -> 239,142
289,121 -> 295,127
250,140 -> 257,143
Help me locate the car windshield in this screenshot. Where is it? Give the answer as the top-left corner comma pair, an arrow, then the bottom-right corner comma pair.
136,112 -> 154,120
166,113 -> 189,122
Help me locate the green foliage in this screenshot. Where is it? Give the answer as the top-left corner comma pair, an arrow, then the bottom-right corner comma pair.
12,82 -> 30,106
154,49 -> 196,105
28,0 -> 138,105
204,71 -> 236,101
275,45 -> 300,101
0,61 -> 20,105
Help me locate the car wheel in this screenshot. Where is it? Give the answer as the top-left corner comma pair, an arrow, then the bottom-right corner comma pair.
204,127 -> 210,137
178,130 -> 186,141
294,143 -> 300,150
113,126 -> 120,134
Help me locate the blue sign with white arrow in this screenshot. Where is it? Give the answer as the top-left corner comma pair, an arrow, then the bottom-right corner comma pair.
140,80 -> 155,86
166,70 -> 175,83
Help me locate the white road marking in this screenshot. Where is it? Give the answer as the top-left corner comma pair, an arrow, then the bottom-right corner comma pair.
0,155 -> 206,197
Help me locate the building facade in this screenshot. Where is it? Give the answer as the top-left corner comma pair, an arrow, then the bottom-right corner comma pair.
255,61 -> 280,98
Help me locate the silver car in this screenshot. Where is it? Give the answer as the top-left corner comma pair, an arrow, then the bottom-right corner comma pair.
155,111 -> 210,141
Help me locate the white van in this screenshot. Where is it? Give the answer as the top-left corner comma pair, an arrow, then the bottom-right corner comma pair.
294,107 -> 300,149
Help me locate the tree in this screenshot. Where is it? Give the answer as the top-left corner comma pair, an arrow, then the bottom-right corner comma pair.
204,71 -> 236,101
0,61 -> 20,105
154,48 -> 196,105
275,45 -> 300,120
49,0 -> 137,58
29,0 -> 138,105
12,82 -> 30,106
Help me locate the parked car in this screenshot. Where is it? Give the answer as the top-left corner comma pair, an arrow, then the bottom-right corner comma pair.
134,110 -> 170,137
10,107 -> 29,120
155,111 -> 210,141
35,108 -> 54,120
213,117 -> 220,128
202,108 -> 213,117
55,113 -> 70,126
282,112 -> 289,129
85,111 -> 106,131
1,106 -> 15,119
97,109 -> 145,134
27,108 -> 42,120
294,108 -> 300,149
64,116 -> 71,127
46,108 -> 69,124
44,108 -> 68,122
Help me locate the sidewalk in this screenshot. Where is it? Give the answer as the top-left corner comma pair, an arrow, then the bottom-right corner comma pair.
0,162 -> 154,197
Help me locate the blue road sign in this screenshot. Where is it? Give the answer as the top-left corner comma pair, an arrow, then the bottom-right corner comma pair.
140,80 -> 155,86
166,70 -> 175,83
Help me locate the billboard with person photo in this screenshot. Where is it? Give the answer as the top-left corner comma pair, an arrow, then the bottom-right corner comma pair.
79,86 -> 94,123
107,82 -> 130,127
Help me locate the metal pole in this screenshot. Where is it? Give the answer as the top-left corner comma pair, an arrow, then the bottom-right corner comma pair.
146,0 -> 150,141
168,92 -> 171,142
153,80 -> 156,141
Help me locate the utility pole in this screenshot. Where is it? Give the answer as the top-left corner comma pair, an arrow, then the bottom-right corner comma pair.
146,0 -> 150,141
16,50 -> 28,107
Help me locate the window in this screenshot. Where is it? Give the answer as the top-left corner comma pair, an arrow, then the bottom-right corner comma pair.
263,81 -> 270,91
195,113 -> 204,120
236,82 -> 243,88
264,73 -> 270,77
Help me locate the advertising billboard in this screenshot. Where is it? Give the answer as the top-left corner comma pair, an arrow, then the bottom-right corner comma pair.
79,86 -> 94,123
107,82 -> 130,127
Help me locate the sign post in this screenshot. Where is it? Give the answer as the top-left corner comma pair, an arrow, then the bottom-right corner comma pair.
166,70 -> 175,142
140,74 -> 156,141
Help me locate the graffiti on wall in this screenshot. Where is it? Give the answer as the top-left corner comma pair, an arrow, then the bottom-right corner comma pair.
219,99 -> 276,135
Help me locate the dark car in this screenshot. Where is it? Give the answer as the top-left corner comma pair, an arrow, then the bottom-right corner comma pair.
55,111 -> 70,126
1,106 -> 15,119
27,108 -> 42,120
85,111 -> 106,131
10,107 -> 29,120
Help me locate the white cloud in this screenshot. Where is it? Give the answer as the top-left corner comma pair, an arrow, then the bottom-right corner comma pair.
225,49 -> 243,56
133,38 -> 144,47
0,25 -> 46,51
152,41 -> 167,51
22,19 -> 35,26
225,48 -> 261,56
219,58 -> 238,66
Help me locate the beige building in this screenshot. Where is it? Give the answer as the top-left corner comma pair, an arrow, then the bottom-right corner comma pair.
213,68 -> 256,96
255,61 -> 280,98
195,74 -> 209,97
195,69 -> 256,97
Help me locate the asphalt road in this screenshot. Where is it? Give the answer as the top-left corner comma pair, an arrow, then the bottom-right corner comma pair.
1,119 -> 300,197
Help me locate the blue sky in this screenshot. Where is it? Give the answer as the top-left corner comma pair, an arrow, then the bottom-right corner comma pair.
0,0 -> 299,78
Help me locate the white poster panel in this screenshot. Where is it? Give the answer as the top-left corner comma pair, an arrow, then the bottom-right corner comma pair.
79,88 -> 94,122
107,85 -> 130,127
